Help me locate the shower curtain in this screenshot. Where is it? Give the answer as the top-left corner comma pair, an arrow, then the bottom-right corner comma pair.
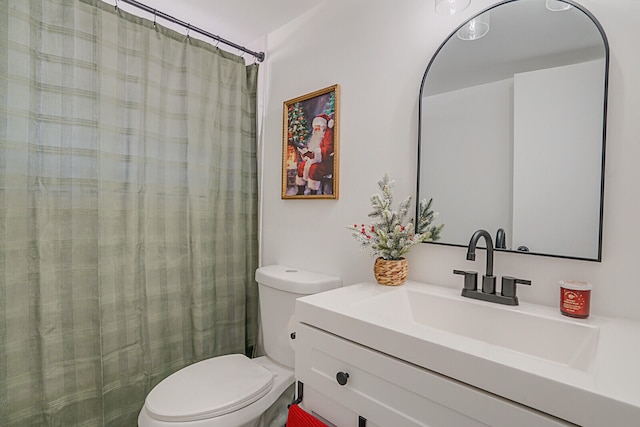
0,0 -> 259,425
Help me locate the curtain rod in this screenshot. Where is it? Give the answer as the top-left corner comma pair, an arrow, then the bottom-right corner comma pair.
115,0 -> 265,62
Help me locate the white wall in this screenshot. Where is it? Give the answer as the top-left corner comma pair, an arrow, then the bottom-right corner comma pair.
260,0 -> 640,322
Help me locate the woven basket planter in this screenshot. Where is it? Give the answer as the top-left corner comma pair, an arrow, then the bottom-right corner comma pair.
373,257 -> 408,286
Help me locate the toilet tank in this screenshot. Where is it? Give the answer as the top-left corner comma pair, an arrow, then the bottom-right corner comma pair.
255,265 -> 341,368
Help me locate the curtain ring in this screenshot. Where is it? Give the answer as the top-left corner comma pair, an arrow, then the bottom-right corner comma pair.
186,24 -> 191,39
153,9 -> 157,28
214,39 -> 220,49
114,0 -> 118,11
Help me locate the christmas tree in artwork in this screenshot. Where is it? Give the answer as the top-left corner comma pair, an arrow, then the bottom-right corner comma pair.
287,102 -> 309,149
324,91 -> 336,116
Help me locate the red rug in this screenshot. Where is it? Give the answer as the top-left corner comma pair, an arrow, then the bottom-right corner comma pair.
286,404 -> 328,427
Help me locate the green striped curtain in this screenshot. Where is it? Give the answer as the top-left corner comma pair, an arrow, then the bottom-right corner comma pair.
0,0 -> 259,425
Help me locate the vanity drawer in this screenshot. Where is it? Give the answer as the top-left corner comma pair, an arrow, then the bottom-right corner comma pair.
295,323 -> 571,427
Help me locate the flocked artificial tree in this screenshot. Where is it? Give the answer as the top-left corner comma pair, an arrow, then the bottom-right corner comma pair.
348,173 -> 444,260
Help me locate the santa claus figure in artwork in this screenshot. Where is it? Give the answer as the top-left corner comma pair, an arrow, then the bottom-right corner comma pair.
296,113 -> 334,195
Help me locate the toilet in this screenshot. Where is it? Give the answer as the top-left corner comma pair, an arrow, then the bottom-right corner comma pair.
138,265 -> 342,427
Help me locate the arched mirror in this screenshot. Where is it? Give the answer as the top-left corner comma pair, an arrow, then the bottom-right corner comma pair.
418,0 -> 608,261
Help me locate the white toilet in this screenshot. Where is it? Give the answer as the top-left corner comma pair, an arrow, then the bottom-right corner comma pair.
138,265 -> 341,427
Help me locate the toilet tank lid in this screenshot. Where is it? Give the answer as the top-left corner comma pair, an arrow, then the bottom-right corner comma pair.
255,265 -> 342,294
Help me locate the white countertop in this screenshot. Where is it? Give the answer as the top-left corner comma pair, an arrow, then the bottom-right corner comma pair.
295,281 -> 640,426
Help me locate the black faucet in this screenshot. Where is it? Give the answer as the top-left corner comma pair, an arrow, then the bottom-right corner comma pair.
467,229 -> 495,293
495,228 -> 506,249
454,229 -> 531,306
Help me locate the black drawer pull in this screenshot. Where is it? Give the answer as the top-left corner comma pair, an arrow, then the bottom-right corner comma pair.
336,371 -> 349,386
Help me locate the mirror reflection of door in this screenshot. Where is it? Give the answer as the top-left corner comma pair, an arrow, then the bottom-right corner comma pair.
418,0 -> 608,261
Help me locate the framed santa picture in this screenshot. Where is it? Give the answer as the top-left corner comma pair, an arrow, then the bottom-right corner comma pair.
282,84 -> 340,199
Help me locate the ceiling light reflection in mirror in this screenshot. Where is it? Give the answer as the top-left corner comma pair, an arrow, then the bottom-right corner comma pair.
546,0 -> 572,11
436,0 -> 471,15
457,12 -> 491,40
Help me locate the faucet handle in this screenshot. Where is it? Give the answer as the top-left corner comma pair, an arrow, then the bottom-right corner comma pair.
501,276 -> 531,302
454,269 -> 478,291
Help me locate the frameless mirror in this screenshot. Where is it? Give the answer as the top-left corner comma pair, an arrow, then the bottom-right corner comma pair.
418,0 -> 608,261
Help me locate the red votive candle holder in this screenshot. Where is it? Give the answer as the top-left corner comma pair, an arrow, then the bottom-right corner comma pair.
559,280 -> 592,319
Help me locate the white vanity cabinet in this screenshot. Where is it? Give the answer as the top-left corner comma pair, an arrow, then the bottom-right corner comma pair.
295,323 -> 571,427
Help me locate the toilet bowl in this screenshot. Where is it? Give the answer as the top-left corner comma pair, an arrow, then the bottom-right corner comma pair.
138,355 -> 293,427
138,265 -> 341,427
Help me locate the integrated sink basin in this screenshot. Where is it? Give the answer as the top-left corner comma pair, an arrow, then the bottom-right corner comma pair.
353,284 -> 599,371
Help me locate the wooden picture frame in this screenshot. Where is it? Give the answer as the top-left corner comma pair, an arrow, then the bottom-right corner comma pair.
282,84 -> 339,199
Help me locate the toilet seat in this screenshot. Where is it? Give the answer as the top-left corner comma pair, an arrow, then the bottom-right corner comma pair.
144,354 -> 274,422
